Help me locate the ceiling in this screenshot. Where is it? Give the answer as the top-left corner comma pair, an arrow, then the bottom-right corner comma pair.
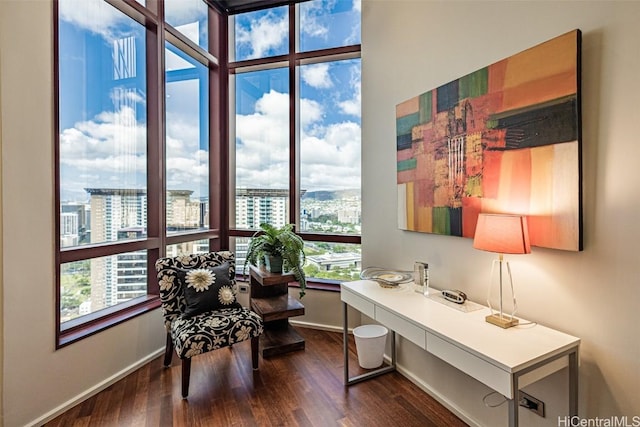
207,0 -> 306,15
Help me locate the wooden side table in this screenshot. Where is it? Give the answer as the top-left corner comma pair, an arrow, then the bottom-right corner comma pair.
249,265 -> 305,357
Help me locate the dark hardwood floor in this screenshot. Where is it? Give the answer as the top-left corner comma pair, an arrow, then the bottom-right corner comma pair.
44,327 -> 468,427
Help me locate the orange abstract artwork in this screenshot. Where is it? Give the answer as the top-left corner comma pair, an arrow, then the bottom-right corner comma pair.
396,30 -> 582,251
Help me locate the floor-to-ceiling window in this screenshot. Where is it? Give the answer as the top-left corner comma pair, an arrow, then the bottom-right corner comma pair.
55,0 -> 362,346
56,0 -> 222,346
229,0 -> 362,285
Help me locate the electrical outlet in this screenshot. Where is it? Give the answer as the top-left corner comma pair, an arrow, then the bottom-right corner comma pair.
519,391 -> 545,417
238,284 -> 249,293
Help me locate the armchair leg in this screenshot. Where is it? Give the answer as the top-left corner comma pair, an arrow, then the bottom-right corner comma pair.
181,358 -> 191,399
163,333 -> 174,367
251,336 -> 259,370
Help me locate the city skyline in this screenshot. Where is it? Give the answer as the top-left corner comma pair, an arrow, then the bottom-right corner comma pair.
60,185 -> 361,322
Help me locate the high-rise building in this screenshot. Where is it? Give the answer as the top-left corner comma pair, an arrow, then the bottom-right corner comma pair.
60,212 -> 78,246
234,188 -> 293,273
235,188 -> 290,229
167,190 -> 208,232
60,202 -> 91,246
83,188 -> 206,312
85,188 -> 147,310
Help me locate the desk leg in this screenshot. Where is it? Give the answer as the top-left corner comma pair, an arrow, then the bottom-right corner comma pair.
508,374 -> 519,427
569,348 -> 579,416
343,302 -> 396,386
343,302 -> 349,385
507,347 -> 579,427
508,399 -> 518,427
391,325 -> 397,368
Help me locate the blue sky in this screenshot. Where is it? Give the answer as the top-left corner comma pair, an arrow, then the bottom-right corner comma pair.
234,0 -> 362,192
58,0 -> 361,201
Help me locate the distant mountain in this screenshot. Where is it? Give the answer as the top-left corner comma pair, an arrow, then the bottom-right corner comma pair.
301,189 -> 360,201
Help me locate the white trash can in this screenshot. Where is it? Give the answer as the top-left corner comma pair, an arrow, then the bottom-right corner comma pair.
353,324 -> 388,369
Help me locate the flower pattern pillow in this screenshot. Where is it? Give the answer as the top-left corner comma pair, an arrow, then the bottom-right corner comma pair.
179,262 -> 241,318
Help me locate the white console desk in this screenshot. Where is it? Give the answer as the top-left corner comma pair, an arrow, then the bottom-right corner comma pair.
341,280 -> 579,427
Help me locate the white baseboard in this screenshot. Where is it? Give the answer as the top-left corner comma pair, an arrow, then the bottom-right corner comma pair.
28,326 -> 479,427
380,354 -> 482,427
28,324 -> 337,426
294,322 -> 480,426
27,348 -> 165,427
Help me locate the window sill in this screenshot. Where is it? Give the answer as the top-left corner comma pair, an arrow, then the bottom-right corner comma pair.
289,280 -> 340,292
238,275 -> 341,292
58,296 -> 161,348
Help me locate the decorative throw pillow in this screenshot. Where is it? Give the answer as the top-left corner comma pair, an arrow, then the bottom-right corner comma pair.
179,262 -> 241,318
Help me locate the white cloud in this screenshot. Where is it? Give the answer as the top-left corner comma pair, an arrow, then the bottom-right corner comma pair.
60,97 -> 210,198
60,107 -> 145,161
164,0 -> 206,26
60,86 -> 360,198
59,105 -> 147,195
236,12 -> 288,59
60,0 -> 207,49
235,89 -> 361,191
59,0 -> 130,42
166,148 -> 209,192
301,63 -> 333,89
166,114 -> 200,153
338,64 -> 361,117
255,90 -> 290,119
300,0 -> 361,46
235,91 -> 290,188
65,155 -> 146,173
302,121 -> 361,167
300,0 -> 332,40
300,121 -> 361,190
344,0 -> 362,45
339,96 -> 360,117
301,98 -> 323,129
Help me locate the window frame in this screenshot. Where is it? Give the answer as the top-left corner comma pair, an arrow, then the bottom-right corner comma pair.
54,0 -> 361,348
54,0 -> 226,347
227,2 -> 362,289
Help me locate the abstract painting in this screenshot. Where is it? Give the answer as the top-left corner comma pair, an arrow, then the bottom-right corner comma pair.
396,30 -> 582,251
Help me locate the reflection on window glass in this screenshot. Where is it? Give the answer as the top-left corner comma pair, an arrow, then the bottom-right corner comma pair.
164,0 -> 208,50
233,6 -> 288,61
304,242 -> 361,282
165,42 -> 209,235
299,59 -> 361,236
166,240 -> 209,258
299,0 -> 361,52
60,251 -> 147,323
58,0 -> 147,249
233,68 -> 290,230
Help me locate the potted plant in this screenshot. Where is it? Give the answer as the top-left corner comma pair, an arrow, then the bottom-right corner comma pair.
244,223 -> 307,297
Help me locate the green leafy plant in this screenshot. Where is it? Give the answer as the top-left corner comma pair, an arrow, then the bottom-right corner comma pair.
244,223 -> 307,298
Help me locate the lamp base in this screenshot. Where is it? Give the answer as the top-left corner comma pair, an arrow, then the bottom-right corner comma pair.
485,313 -> 519,329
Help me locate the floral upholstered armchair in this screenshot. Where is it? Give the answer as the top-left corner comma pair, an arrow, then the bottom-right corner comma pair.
155,251 -> 263,398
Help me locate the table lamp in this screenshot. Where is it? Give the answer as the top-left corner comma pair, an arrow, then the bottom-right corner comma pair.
473,213 -> 531,328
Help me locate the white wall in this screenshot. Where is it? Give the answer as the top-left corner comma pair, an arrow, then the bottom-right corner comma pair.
0,2 -> 165,426
362,0 -> 640,425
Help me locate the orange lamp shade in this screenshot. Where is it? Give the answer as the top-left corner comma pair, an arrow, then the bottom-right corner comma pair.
473,214 -> 531,254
